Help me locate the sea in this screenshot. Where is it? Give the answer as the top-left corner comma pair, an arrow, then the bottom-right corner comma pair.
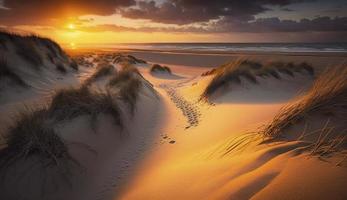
83,43 -> 347,53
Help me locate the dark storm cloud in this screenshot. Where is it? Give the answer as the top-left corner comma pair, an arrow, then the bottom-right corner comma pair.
0,0 -> 136,25
213,16 -> 347,32
120,0 -> 307,24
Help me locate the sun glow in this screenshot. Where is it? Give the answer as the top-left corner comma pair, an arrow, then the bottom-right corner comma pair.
69,42 -> 76,49
68,23 -> 76,30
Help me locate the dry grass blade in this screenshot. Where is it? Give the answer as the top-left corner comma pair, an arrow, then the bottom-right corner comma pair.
0,56 -> 27,87
261,64 -> 347,139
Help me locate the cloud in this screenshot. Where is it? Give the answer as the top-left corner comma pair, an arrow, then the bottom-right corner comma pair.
120,0 -> 308,25
78,24 -> 136,32
212,16 -> 347,32
0,0 -> 136,25
78,16 -> 347,34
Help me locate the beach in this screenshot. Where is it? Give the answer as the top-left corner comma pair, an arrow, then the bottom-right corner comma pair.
1,33 -> 347,200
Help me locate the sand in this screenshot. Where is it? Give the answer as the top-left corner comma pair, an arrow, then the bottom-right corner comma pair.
1,43 -> 347,200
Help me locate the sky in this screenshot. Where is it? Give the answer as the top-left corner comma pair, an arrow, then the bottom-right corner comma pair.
0,0 -> 346,45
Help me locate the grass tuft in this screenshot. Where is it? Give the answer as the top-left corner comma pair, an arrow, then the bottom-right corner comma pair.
69,59 -> 78,71
0,30 -> 70,70
108,65 -> 142,114
201,59 -> 315,100
113,54 -> 147,64
261,64 -> 347,139
0,56 -> 27,87
150,64 -> 172,74
14,39 -> 43,68
84,64 -> 115,85
0,107 -> 77,173
48,86 -> 123,128
56,63 -> 67,74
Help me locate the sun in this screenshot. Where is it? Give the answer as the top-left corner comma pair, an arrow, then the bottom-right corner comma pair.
69,42 -> 76,49
68,23 -> 76,30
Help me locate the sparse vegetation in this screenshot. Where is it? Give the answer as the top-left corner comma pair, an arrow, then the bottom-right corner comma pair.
46,52 -> 55,64
69,59 -> 78,71
113,54 -> 147,64
150,64 -> 172,74
0,56 -> 27,87
84,64 -> 115,85
0,38 -> 6,50
0,107 -> 78,175
127,55 -> 147,64
0,83 -> 128,176
48,86 -> 123,128
0,30 -> 72,71
108,65 -> 142,114
261,64 -> 347,140
201,59 -> 314,99
56,63 -> 67,73
15,39 -> 43,68
201,68 -> 216,76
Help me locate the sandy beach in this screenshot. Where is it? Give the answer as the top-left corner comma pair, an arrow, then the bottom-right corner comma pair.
1,32 -> 347,200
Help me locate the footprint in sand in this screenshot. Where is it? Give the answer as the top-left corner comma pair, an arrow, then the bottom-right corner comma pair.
160,84 -> 201,129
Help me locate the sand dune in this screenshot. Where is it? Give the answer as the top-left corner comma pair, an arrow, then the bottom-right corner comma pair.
0,33 -> 346,200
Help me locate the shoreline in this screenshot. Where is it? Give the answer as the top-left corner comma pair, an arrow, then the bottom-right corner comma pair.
67,47 -> 347,70
67,47 -> 347,57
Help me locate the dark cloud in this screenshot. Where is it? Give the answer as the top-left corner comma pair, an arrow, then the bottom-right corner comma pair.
0,0 -> 135,25
121,0 -> 307,24
213,16 -> 347,32
78,24 -> 206,33
281,8 -> 294,11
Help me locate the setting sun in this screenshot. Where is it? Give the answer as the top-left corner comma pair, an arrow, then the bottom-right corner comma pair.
68,23 -> 76,30
0,1 -> 347,200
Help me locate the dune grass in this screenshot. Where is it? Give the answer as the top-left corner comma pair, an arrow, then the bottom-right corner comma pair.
0,37 -> 6,50
150,64 -> 172,74
113,54 -> 147,64
0,30 -> 71,70
108,65 -> 142,114
0,84 -> 125,175
14,39 -> 43,68
37,37 -> 65,59
69,59 -> 78,71
0,107 -> 78,175
127,55 -> 147,64
56,63 -> 67,74
307,120 -> 346,158
201,59 -> 314,99
84,64 -> 115,85
0,56 -> 27,87
48,86 -> 123,129
261,64 -> 347,140
3,30 -> 64,60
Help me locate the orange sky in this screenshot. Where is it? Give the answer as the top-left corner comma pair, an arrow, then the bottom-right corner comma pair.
1,0 -> 346,45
